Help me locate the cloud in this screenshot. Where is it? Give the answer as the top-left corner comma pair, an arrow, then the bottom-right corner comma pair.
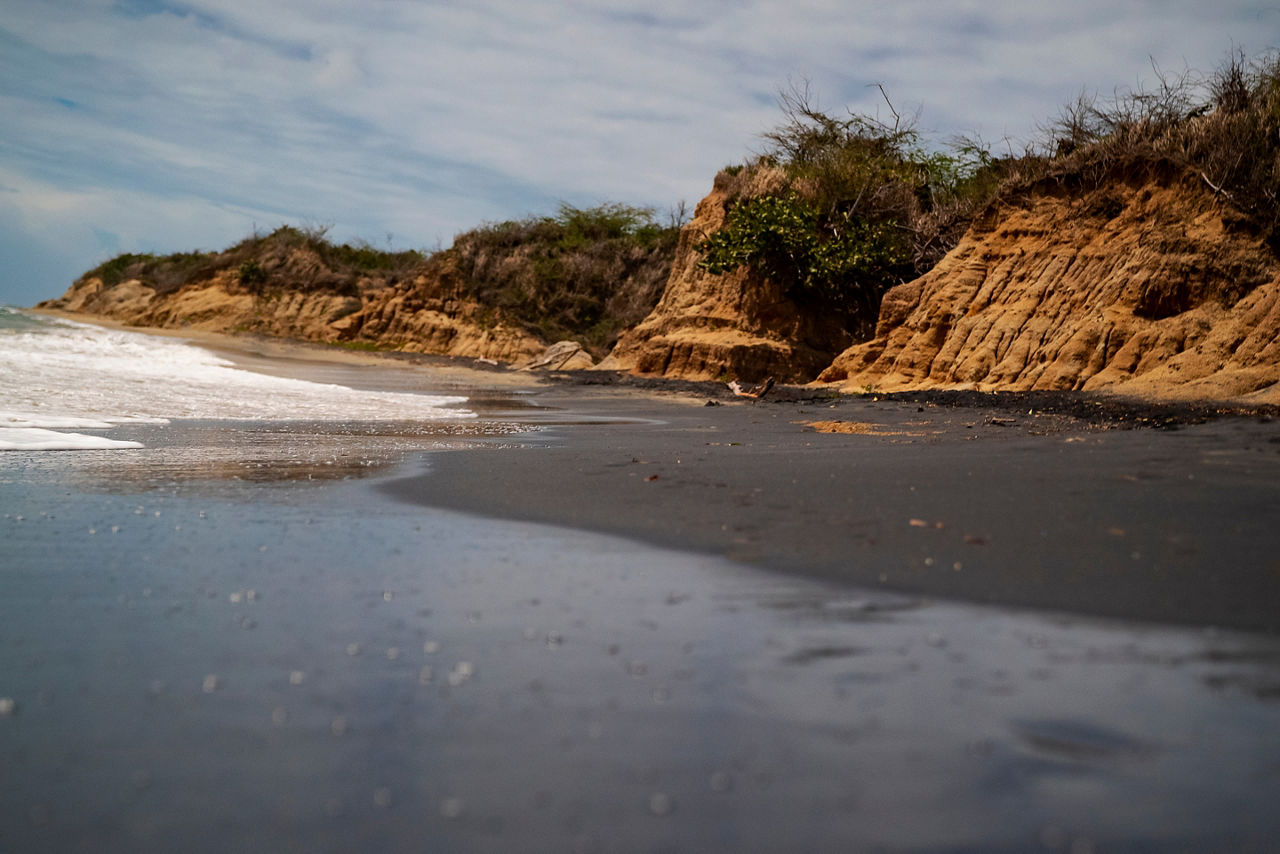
2,0 -> 1278,304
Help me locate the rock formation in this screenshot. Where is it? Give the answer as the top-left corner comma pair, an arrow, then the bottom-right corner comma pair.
47,266 -> 546,363
818,165 -> 1280,402
40,162 -> 1280,403
608,169 -> 855,384
42,239 -> 554,364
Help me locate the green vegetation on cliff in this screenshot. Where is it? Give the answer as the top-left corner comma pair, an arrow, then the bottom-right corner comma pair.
69,51 -> 1280,366
698,85 -> 1006,334
81,225 -> 425,298
700,51 -> 1280,337
77,204 -> 679,357
452,202 -> 679,353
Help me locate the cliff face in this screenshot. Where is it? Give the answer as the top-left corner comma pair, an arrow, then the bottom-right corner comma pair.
44,213 -> 678,366
45,247 -> 546,363
819,168 -> 1280,402
607,170 -> 855,383
43,163 -> 1280,401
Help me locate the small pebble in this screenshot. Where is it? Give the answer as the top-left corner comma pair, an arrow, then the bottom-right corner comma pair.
447,662 -> 474,686
648,793 -> 673,816
0,697 -> 15,717
202,675 -> 219,693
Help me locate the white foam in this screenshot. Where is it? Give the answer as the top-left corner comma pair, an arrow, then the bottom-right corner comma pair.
0,427 -> 144,451
0,310 -> 476,451
0,411 -> 168,429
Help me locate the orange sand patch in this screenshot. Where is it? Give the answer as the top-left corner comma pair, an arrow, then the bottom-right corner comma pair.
798,420 -> 928,437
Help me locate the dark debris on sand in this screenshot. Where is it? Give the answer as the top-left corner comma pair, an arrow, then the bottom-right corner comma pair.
548,370 -> 1280,430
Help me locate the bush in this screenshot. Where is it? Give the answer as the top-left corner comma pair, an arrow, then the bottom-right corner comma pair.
698,192 -> 911,316
1036,50 -> 1280,238
697,83 -> 1004,328
88,253 -> 157,287
238,259 -> 267,288
452,202 -> 680,353
80,224 -> 432,299
698,50 -> 1280,333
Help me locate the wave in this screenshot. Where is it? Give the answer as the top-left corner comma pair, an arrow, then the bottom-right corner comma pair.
0,307 -> 474,450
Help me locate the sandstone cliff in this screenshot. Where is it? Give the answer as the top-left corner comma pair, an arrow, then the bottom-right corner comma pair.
42,212 -> 677,367
607,169 -> 856,383
46,249 -> 546,363
818,165 -> 1280,403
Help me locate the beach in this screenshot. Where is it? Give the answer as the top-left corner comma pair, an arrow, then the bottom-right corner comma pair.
3,326 -> 1280,852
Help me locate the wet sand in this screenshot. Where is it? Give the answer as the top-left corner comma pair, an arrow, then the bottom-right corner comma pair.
3,327 -> 1280,851
387,381 -> 1280,635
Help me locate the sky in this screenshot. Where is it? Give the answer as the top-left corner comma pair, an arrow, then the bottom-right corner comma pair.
2,1 -> 1278,306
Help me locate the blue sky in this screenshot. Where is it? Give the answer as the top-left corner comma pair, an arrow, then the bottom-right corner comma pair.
2,0 -> 1278,306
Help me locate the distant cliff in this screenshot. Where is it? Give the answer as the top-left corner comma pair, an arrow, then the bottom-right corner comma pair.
42,208 -> 677,366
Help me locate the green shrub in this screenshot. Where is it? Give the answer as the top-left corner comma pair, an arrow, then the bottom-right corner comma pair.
238,260 -> 267,288
452,202 -> 680,353
697,84 -> 1002,327
88,253 -> 157,287
698,192 -> 911,317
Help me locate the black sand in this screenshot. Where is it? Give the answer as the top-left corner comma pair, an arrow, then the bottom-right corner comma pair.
387,381 -> 1280,635
4,342 -> 1280,852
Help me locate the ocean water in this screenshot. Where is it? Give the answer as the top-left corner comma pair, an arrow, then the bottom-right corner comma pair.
0,306 -> 475,451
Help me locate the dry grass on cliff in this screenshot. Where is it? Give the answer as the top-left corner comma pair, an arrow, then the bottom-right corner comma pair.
1034,51 -> 1280,242
704,51 -> 1280,341
702,84 -> 1016,336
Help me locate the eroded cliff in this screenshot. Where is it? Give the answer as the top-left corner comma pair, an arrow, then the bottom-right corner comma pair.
818,166 -> 1280,402
46,247 -> 546,363
608,168 -> 856,383
42,211 -> 676,367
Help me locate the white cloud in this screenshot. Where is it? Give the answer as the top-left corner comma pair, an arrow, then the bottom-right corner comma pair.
2,0 -> 1277,305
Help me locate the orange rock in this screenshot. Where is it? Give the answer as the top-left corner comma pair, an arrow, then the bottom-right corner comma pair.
820,170 -> 1280,402
609,170 -> 855,384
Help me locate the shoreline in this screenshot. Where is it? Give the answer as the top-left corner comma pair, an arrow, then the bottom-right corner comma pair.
6,311 -> 1280,850
384,386 -> 1280,635
26,308 -> 1280,633
8,438 -> 1280,852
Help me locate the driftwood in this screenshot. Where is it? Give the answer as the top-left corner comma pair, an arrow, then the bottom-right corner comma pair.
728,376 -> 775,399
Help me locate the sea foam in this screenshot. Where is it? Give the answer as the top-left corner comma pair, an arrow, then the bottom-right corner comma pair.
0,427 -> 144,451
0,307 -> 473,450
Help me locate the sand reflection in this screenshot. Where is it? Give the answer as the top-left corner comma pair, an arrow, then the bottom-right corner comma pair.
5,419 -> 540,493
